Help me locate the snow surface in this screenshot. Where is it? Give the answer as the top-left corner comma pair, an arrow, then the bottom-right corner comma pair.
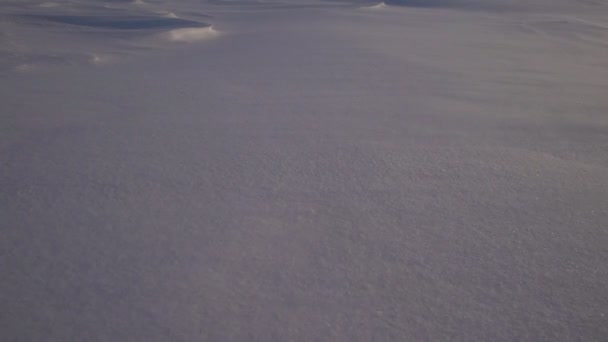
1,0 -> 608,340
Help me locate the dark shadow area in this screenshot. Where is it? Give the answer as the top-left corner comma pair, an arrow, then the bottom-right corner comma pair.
382,0 -> 502,9
379,0 -> 605,11
22,14 -> 209,30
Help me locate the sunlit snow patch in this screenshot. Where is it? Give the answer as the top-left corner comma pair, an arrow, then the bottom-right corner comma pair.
162,26 -> 219,42
160,12 -> 179,18
365,2 -> 389,10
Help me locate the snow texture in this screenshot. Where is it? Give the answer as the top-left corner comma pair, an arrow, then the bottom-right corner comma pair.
1,0 -> 608,341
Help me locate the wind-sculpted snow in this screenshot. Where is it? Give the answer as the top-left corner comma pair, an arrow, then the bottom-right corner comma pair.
1,0 -> 608,341
0,0 -> 217,71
